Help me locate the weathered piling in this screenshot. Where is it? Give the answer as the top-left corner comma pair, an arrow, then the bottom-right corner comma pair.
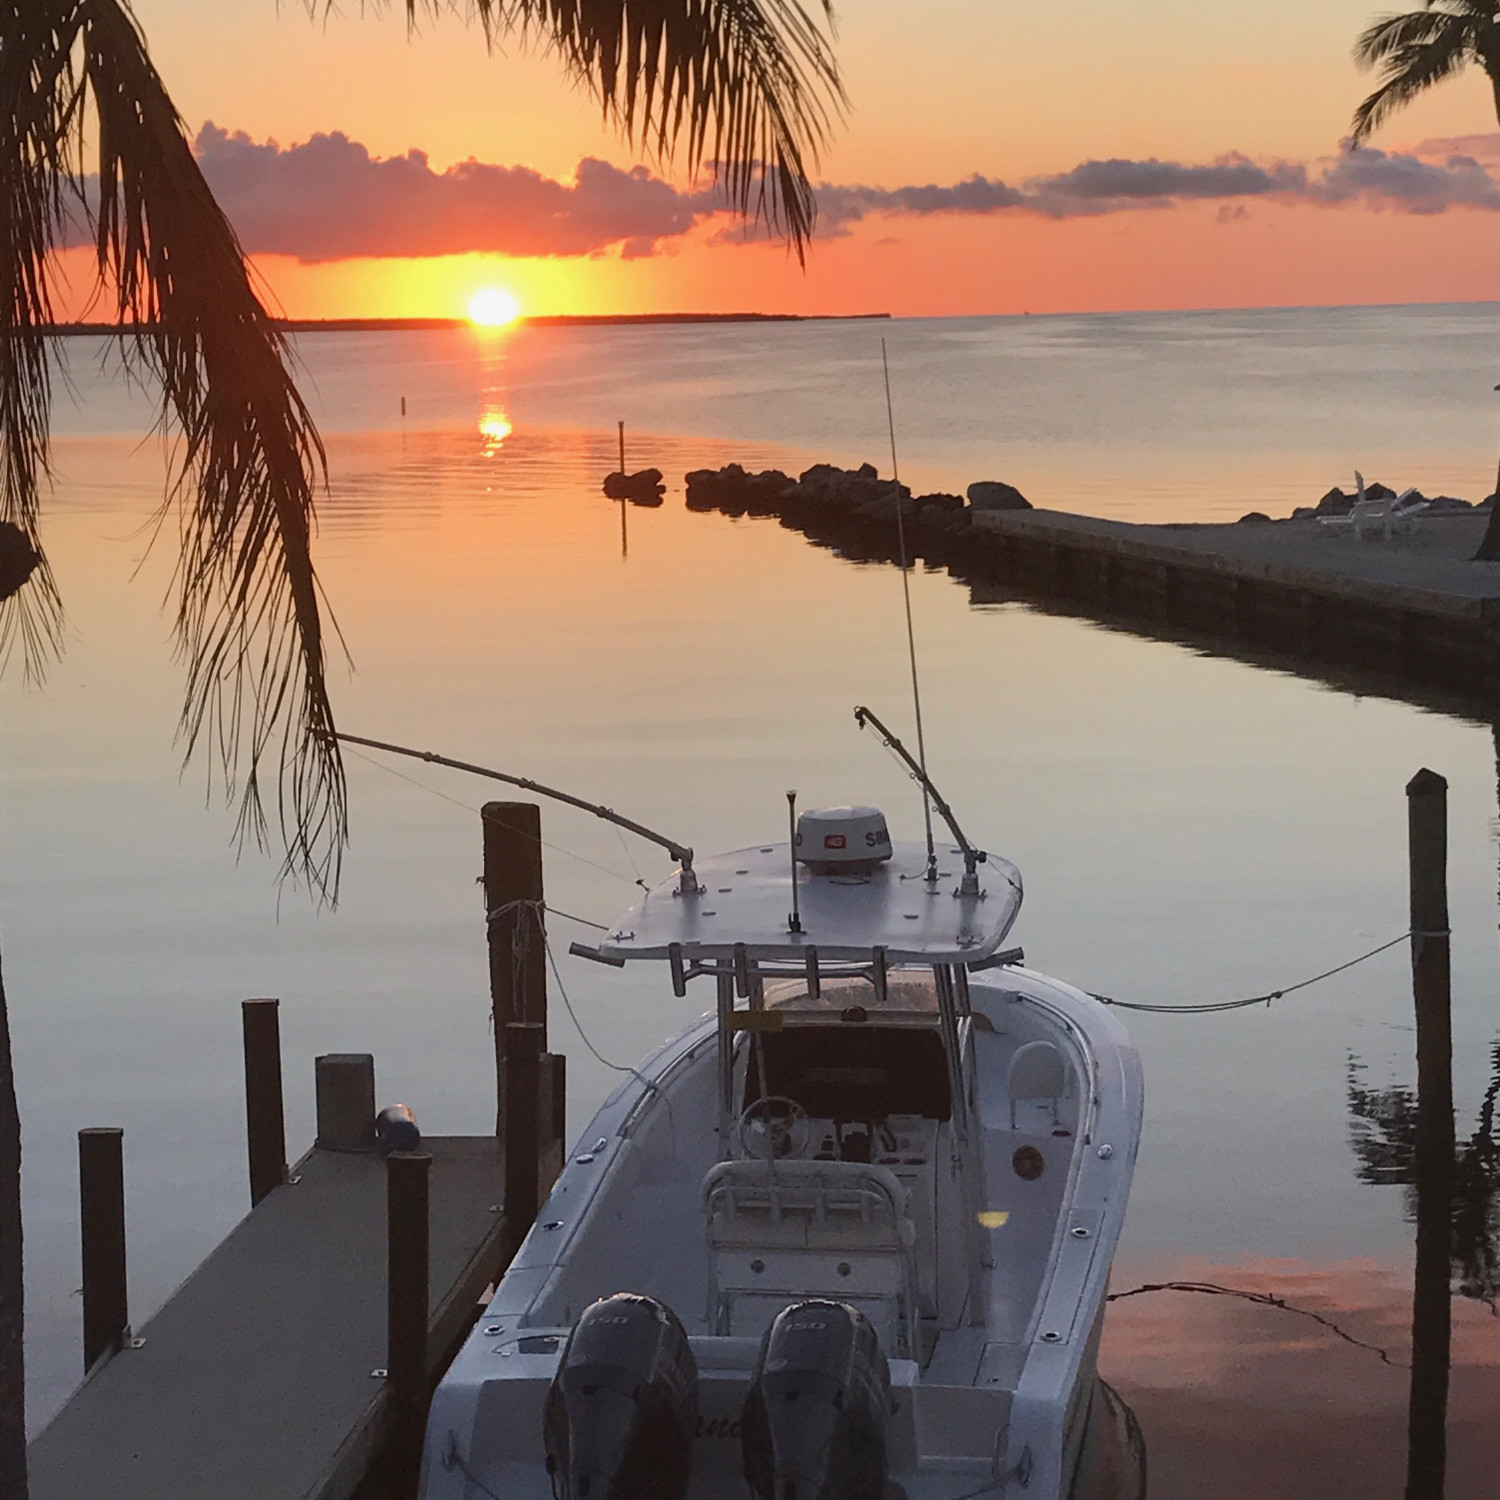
387,1149 -> 431,1409
315,1053 -> 377,1150
79,1128 -> 127,1371
242,998 -> 287,1205
1405,768 -> 1454,1500
482,801 -> 547,1133
504,1020 -> 544,1232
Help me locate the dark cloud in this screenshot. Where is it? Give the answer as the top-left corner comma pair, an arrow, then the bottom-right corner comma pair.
58,125 -> 1500,264
1308,145 -> 1500,214
1027,154 -> 1305,207
191,123 -> 703,261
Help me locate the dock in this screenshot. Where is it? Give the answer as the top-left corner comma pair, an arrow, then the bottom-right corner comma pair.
27,1138 -> 512,1500
968,509 -> 1500,706
26,800 -> 563,1500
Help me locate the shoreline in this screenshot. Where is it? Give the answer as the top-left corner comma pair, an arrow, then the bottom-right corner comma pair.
37,311 -> 892,336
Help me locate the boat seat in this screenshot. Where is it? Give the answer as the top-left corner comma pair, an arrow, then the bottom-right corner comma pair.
701,1159 -> 919,1357
1008,1039 -> 1067,1131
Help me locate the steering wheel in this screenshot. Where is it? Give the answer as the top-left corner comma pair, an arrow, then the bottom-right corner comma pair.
738,1096 -> 811,1161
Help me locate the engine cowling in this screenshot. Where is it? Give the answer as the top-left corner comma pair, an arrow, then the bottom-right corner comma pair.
543,1293 -> 698,1500
741,1300 -> 891,1500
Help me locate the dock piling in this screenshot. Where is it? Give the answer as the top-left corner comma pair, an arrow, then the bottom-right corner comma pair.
1405,768 -> 1454,1500
386,1149 -> 432,1410
504,1021 -> 544,1231
242,998 -> 287,1205
315,1053 -> 376,1151
78,1127 -> 127,1372
540,1051 -> 567,1198
482,801 -> 547,1133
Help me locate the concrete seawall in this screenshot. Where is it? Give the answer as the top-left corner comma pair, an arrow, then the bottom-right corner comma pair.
682,467 -> 1500,715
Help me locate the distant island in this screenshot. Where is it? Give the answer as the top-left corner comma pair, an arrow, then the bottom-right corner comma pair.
40,311 -> 891,335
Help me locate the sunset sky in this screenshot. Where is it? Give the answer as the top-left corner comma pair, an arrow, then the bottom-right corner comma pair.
68,1 -> 1500,318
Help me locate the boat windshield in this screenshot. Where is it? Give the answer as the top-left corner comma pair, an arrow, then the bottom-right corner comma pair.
763,972 -> 939,1016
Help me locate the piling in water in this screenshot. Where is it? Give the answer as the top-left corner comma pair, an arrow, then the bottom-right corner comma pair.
1405,767 -> 1453,1500
242,998 -> 287,1206
79,1127 -> 127,1372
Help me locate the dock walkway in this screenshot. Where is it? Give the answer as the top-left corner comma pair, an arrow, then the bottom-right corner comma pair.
27,1137 -> 509,1500
973,508 -> 1500,620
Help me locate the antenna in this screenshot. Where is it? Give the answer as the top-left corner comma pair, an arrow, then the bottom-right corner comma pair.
786,790 -> 803,934
881,339 -> 938,883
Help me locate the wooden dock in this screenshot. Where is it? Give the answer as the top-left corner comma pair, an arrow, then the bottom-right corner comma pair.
27,1137 -> 513,1500
27,801 -> 564,1500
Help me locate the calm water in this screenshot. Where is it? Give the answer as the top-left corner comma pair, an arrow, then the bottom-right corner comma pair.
12,306 -> 1500,1493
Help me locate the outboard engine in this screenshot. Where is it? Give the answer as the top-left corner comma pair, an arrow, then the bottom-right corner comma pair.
741,1300 -> 891,1500
543,1293 -> 698,1500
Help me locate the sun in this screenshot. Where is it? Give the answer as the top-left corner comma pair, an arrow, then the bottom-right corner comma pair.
468,287 -> 521,328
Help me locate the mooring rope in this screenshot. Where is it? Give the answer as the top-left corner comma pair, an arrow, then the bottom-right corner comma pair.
1091,929 -> 1418,1014
1105,1280 -> 1405,1366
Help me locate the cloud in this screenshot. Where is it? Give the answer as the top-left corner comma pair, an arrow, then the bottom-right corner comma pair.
1409,132 -> 1500,165
190,123 -> 704,261
57,125 -> 1500,264
1308,145 -> 1500,214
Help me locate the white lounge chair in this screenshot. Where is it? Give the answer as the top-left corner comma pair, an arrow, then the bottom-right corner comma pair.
1319,471 -> 1427,541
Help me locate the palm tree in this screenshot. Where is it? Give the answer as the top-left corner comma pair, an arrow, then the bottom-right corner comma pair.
1350,3 -> 1500,559
0,2 -> 844,1492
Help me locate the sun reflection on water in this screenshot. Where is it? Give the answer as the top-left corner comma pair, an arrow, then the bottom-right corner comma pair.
479,408 -> 513,453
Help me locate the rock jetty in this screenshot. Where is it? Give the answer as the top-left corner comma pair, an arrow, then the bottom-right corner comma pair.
683,462 -> 1030,568
1239,483 -> 1492,524
602,467 -> 666,504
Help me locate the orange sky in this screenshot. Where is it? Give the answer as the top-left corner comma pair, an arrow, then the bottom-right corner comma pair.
67,2 -> 1500,318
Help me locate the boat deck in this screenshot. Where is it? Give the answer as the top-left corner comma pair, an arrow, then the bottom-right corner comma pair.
27,1137 -> 512,1500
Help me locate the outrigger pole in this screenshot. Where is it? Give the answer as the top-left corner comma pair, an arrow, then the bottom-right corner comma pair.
852,705 -> 987,897
336,733 -> 701,894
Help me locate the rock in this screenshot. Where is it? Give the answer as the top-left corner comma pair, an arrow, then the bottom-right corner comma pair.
1237,511 -> 1273,524
1479,494 -> 1496,511
1364,481 -> 1396,501
1291,506 -> 1318,520
1422,494 -> 1472,512
967,480 -> 1032,511
1315,487 -> 1353,516
915,492 -> 965,512
603,467 -> 665,503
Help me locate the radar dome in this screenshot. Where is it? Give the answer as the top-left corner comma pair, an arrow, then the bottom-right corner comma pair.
794,806 -> 892,875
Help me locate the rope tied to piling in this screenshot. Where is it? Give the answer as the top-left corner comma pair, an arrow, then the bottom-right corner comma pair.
1092,928 -> 1416,1014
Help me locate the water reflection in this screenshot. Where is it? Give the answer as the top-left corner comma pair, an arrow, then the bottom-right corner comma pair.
1347,1046 -> 1500,1311
479,407 -> 513,453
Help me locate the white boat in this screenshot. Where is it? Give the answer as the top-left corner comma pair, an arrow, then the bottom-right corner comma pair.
419,728 -> 1144,1500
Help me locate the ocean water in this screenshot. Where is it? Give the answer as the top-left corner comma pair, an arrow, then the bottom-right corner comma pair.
11,305 -> 1500,1494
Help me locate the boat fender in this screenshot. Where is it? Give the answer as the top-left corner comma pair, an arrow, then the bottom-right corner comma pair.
543,1292 -> 698,1500
741,1300 -> 891,1500
375,1104 -> 420,1152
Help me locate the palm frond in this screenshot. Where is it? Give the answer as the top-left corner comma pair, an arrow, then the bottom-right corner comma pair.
79,0 -> 346,898
1351,15 -> 1478,141
402,1 -> 845,258
0,2 -> 82,676
1354,6 -> 1475,69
